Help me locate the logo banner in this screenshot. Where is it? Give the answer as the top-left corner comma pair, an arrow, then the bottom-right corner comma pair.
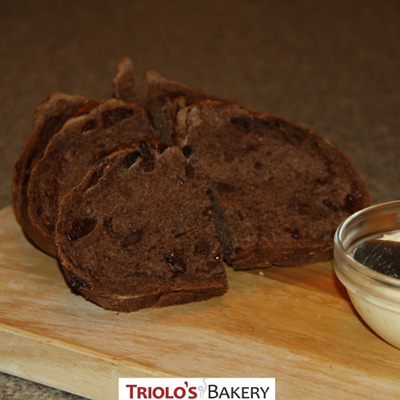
119,378 -> 275,400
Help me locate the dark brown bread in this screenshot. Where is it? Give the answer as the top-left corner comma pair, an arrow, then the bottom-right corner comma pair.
12,60 -> 374,316
27,98 -> 159,257
175,101 -> 373,270
138,69 -> 238,144
56,144 -> 227,312
12,92 -> 96,248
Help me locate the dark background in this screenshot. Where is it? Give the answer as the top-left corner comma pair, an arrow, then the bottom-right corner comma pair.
1,0 -> 399,398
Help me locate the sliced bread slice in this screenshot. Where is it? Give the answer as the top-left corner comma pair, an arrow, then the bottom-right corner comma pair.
175,101 -> 373,269
56,144 -> 227,311
12,92 -> 96,247
27,98 -> 160,256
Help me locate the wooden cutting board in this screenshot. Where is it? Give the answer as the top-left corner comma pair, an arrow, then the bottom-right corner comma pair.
1,205 -> 399,400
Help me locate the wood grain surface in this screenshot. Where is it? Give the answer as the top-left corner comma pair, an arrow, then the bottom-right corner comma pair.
0,205 -> 399,400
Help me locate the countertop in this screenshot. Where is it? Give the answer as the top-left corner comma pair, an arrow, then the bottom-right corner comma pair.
0,0 -> 399,399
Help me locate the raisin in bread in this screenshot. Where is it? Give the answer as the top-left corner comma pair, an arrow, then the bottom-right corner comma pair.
175,101 -> 373,269
138,68 -> 238,144
12,92 -> 96,248
27,98 -> 160,257
56,144 -> 227,312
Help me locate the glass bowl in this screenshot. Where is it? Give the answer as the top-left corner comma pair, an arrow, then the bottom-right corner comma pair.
333,200 -> 400,349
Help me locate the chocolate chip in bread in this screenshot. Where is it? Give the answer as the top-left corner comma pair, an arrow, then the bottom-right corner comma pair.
56,144 -> 227,311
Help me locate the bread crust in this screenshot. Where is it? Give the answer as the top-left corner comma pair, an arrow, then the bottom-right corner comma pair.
113,56 -> 136,103
12,92 -> 93,251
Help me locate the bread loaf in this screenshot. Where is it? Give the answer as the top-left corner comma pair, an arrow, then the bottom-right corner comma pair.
11,58 -> 374,312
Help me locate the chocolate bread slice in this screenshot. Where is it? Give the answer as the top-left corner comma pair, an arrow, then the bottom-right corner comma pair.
56,144 -> 227,312
27,98 -> 160,257
12,92 -> 95,247
175,101 -> 373,269
138,69 -> 238,144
